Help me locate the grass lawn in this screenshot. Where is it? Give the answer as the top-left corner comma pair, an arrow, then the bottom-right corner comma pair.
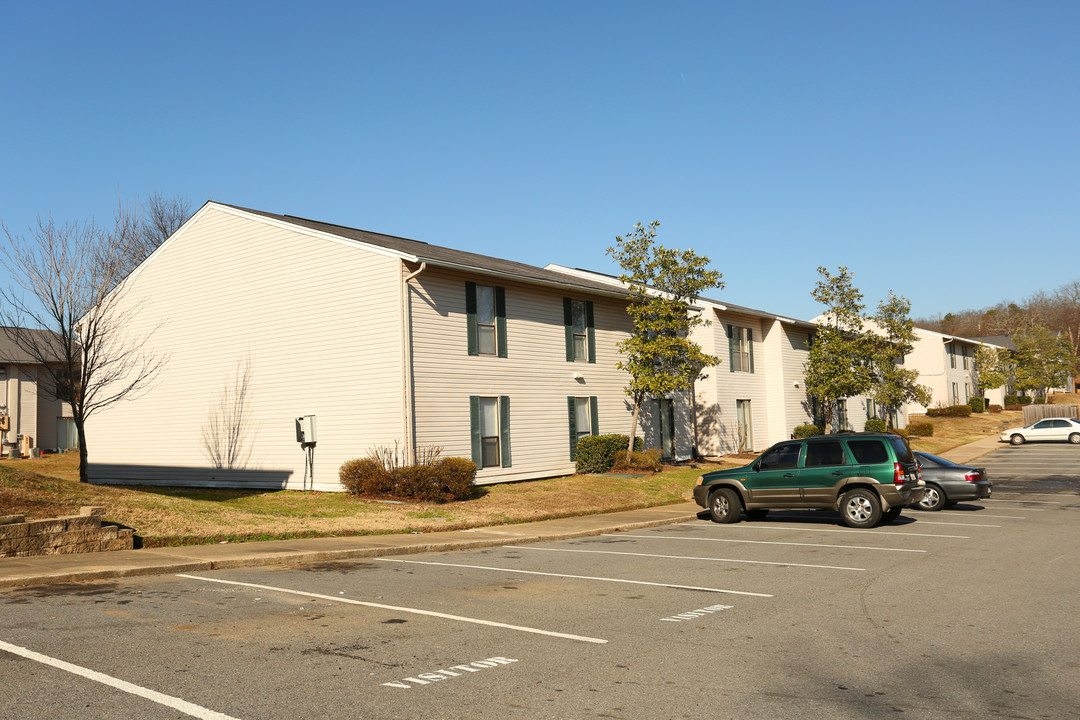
0,452 -> 737,547
1,411 -> 1023,548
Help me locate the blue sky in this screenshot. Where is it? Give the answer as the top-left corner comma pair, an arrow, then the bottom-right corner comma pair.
1,1 -> 1077,322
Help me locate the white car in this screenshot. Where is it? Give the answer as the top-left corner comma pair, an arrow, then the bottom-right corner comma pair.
1000,417 -> 1080,445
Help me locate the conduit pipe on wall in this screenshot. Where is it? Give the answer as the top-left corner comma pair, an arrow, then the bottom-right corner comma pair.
401,262 -> 427,463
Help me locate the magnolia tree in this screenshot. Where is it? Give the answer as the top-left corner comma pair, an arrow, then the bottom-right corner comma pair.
607,221 -> 723,452
869,292 -> 931,419
974,344 -> 1012,397
1012,325 -> 1076,398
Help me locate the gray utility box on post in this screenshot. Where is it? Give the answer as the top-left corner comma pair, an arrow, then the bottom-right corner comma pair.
295,415 -> 317,446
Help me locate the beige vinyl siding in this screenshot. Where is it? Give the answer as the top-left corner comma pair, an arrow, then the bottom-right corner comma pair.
86,205 -> 405,490
780,326 -> 814,436
409,268 -> 649,483
698,312 -> 769,454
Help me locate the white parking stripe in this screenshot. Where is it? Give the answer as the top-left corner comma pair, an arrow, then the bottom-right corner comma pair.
513,546 -> 865,571
606,533 -> 926,553
376,558 -> 772,597
905,520 -> 1000,528
176,574 -> 607,644
0,639 -> 241,720
987,496 -> 1062,503
936,512 -> 1026,519
678,523 -> 970,539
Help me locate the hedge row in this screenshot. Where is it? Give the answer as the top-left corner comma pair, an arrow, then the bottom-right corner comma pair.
927,405 -> 973,418
575,434 -> 645,474
339,456 -> 477,502
907,421 -> 934,436
1005,395 -> 1033,406
864,418 -> 888,432
793,424 -> 820,438
613,447 -> 663,472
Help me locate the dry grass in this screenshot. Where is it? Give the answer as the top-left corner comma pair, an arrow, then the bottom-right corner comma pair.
906,409 -> 1024,455
0,453 -> 740,547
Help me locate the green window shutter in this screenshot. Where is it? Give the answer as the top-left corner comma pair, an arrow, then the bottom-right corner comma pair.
747,328 -> 755,373
499,395 -> 512,467
866,399 -> 873,419
585,301 -> 596,364
495,286 -> 508,358
727,324 -> 735,372
465,282 -> 478,356
469,396 -> 482,465
589,396 -> 599,435
567,396 -> 578,461
563,297 -> 574,361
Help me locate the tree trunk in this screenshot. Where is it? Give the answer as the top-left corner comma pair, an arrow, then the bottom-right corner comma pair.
75,417 -> 88,483
627,399 -> 642,452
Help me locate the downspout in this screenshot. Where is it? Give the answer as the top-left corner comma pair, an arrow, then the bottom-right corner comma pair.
401,261 -> 427,463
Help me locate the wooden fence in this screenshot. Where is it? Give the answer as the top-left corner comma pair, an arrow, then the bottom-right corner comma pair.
1022,404 -> 1079,425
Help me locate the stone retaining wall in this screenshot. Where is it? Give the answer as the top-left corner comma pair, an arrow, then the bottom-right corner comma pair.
0,506 -> 134,557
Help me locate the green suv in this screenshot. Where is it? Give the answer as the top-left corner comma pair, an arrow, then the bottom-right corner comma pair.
693,432 -> 926,528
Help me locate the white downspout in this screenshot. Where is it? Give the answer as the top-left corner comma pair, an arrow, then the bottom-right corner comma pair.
401,261 -> 427,463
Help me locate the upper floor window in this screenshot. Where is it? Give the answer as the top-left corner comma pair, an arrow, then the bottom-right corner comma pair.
728,325 -> 754,373
962,345 -> 969,370
563,298 -> 595,363
466,282 -> 507,358
949,343 -> 956,369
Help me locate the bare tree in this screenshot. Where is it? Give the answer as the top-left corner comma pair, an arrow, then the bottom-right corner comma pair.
201,357 -> 255,470
115,192 -> 192,280
0,210 -> 165,482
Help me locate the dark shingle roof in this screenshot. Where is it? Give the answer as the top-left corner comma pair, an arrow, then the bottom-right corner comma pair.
0,327 -> 68,364
218,203 -> 630,298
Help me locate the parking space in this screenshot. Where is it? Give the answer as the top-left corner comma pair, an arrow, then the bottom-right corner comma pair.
979,443 -> 1080,490
3,492 -> 1080,718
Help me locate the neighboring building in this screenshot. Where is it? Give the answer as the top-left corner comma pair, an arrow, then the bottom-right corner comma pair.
86,202 -> 695,491
0,328 -> 77,456
903,329 -> 1008,413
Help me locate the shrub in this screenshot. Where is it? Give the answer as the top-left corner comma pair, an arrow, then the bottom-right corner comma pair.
612,447 -> 663,473
889,428 -> 909,439
968,397 -> 985,414
906,422 -> 933,437
1034,397 -> 1046,405
988,404 -> 1003,413
1005,395 -> 1033,406
864,418 -> 887,432
338,454 -> 477,502
1004,404 -> 1022,411
927,405 -> 973,418
575,434 -> 644,474
793,424 -> 820,438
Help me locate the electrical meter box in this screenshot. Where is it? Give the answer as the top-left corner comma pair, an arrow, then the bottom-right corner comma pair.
295,415 -> 317,444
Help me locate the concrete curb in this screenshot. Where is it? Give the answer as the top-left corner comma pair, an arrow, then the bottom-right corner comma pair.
0,504 -> 705,590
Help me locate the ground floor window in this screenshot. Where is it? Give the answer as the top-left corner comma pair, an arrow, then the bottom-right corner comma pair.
470,396 -> 511,468
567,396 -> 599,460
835,399 -> 849,431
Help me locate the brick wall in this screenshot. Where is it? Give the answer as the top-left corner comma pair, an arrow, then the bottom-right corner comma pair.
0,506 -> 134,557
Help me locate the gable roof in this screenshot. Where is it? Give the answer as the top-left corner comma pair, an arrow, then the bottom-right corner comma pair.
0,327 -> 69,364
212,203 -> 630,299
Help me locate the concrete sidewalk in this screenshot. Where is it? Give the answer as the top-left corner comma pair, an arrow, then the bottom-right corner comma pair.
0,502 -> 707,590
0,435 -> 1003,591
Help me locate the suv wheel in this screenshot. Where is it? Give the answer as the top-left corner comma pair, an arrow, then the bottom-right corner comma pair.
840,488 -> 882,528
709,488 -> 742,524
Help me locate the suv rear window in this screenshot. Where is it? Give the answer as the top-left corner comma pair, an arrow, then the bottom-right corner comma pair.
846,439 -> 888,464
886,436 -> 914,463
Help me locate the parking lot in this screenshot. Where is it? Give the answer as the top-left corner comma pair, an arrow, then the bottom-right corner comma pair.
978,442 -> 1080,490
3,491 -> 1079,719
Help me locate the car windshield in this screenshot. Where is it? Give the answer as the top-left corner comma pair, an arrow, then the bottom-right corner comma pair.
915,452 -> 955,467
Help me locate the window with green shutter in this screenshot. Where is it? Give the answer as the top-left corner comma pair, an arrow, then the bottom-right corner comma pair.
567,396 -> 599,460
727,325 -> 754,373
469,395 -> 512,468
563,298 -> 595,363
466,282 -> 507,358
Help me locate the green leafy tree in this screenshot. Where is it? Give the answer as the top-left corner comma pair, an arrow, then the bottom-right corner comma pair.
1012,325 -> 1076,397
804,266 -> 874,431
868,292 -> 931,420
607,221 -> 723,452
973,344 -> 1012,395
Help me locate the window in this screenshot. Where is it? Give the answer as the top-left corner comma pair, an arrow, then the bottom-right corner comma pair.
470,396 -> 511,468
567,396 -> 599,460
804,441 -> 846,467
758,443 -> 800,470
848,439 -> 888,464
962,346 -> 969,370
949,344 -> 956,369
727,325 -> 754,373
466,282 -> 507,358
563,298 -> 595,363
736,399 -> 753,452
835,399 -> 849,431
952,382 -> 959,404
865,399 -> 877,419
964,383 -> 971,402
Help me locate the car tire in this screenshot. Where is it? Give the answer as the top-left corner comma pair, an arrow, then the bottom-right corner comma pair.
745,508 -> 769,521
839,488 -> 882,529
1010,434 -> 1025,445
709,488 -> 742,524
1069,433 -> 1080,445
880,507 -> 902,524
917,484 -> 947,511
